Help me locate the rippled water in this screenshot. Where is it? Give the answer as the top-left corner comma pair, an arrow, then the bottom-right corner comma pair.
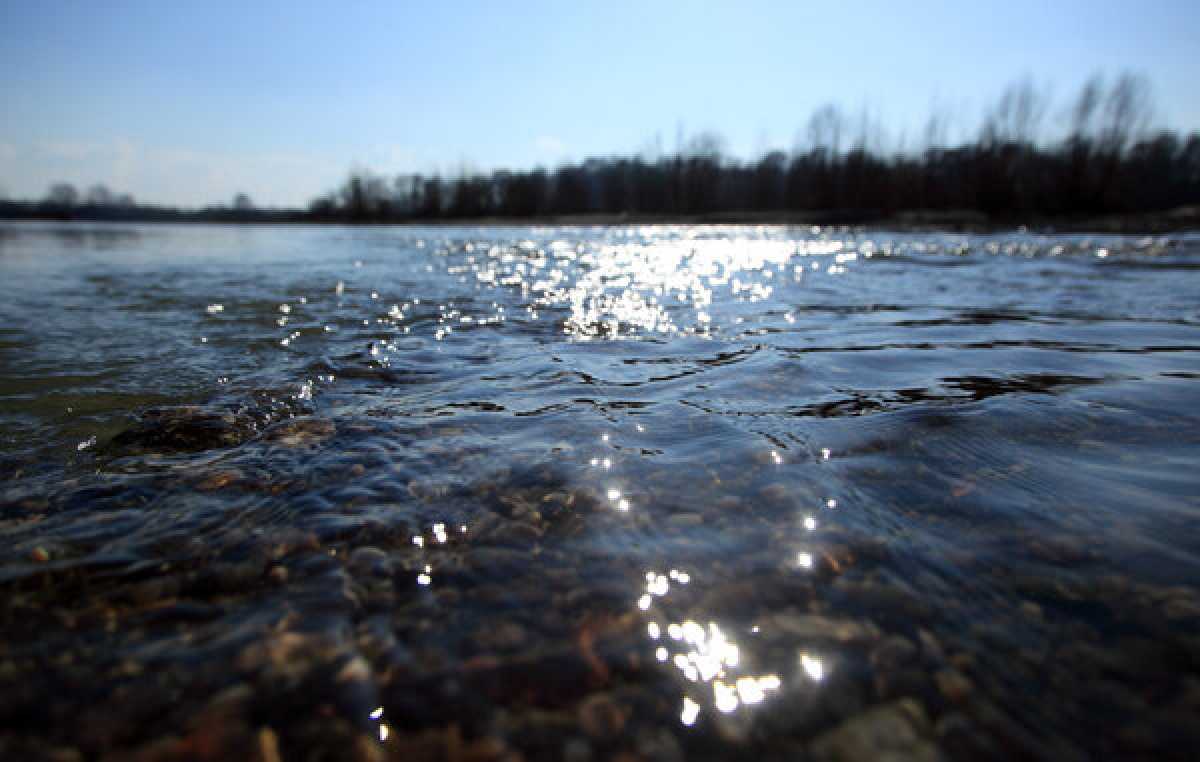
2,221 -> 1199,760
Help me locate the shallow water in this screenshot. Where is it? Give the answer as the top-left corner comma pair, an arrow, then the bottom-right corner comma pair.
1,221 -> 1199,760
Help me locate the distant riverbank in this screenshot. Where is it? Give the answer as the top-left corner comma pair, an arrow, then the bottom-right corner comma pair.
5,205 -> 1199,234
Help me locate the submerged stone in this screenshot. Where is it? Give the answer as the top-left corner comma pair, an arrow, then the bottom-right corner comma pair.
105,406 -> 259,454
810,699 -> 942,762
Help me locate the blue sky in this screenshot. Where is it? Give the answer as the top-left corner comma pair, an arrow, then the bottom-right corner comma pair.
2,0 -> 1197,207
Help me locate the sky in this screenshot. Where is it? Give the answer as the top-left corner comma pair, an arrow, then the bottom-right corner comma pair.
1,0 -> 1198,208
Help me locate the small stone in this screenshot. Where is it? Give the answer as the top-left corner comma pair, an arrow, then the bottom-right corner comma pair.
934,668 -> 973,703
462,736 -> 509,761
352,733 -> 387,762
347,546 -> 392,578
760,483 -> 791,503
257,727 -> 282,762
810,699 -> 942,762
765,612 -> 881,643
106,406 -> 258,454
917,629 -> 945,662
483,520 -> 543,546
871,635 -> 918,670
577,693 -> 627,739
264,417 -> 336,448
196,469 -> 242,491
337,655 -> 372,683
563,737 -> 593,762
477,620 -> 528,652
1164,596 -> 1200,620
636,728 -> 684,762
716,496 -> 742,511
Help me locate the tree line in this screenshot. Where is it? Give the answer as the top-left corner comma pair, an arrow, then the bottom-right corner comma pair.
4,73 -> 1197,227
0,186 -> 305,223
309,73 -> 1199,224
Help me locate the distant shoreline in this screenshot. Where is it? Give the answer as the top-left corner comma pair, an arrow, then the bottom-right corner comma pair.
3,206 -> 1198,234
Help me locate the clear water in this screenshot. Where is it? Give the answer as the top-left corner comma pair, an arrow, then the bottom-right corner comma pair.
2,221 -> 1199,760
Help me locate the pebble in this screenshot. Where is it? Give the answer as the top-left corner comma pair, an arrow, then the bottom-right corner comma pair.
765,611 -> 881,643
810,699 -> 943,762
195,469 -> 242,491
934,668 -> 973,703
336,655 -> 372,683
577,693 -> 627,739
257,727 -> 282,762
347,546 -> 392,578
476,620 -> 528,652
871,635 -> 918,670
1019,601 -> 1043,620
264,417 -> 336,448
563,737 -> 593,762
760,483 -> 791,503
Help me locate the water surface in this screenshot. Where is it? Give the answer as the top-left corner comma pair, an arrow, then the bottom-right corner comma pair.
2,221 -> 1199,760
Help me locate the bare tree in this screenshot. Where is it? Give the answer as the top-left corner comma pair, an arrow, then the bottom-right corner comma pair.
46,183 -> 78,207
922,104 -> 951,152
806,104 -> 845,159
981,77 -> 1047,147
1068,74 -> 1104,146
86,184 -> 113,206
1099,72 -> 1152,158
685,131 -> 726,159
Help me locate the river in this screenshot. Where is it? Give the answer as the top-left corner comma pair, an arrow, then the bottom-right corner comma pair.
1,221 -> 1199,760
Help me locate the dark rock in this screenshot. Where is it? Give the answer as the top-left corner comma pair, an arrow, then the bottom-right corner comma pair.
105,407 -> 259,454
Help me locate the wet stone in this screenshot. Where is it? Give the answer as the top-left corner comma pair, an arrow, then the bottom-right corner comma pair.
479,520 -> 543,547
934,668 -> 973,703
763,611 -> 882,644
105,407 -> 260,454
474,620 -> 529,653
871,635 -> 919,671
810,699 -> 943,762
577,692 -> 628,739
347,546 -> 393,578
262,417 -> 336,448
